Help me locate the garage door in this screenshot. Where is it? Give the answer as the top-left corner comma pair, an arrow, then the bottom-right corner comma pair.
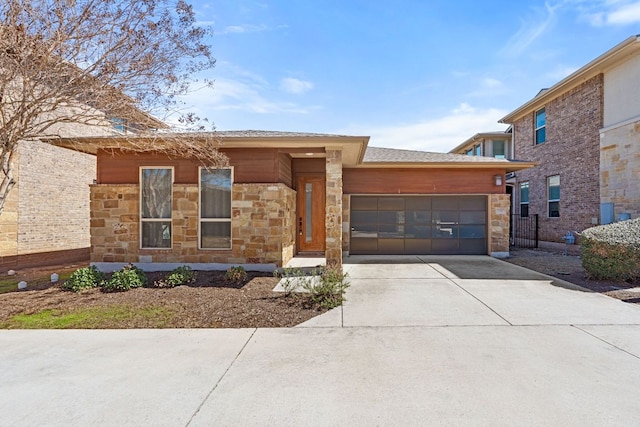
350,195 -> 487,255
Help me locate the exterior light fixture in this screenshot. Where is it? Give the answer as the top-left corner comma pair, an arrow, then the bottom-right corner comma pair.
495,175 -> 503,186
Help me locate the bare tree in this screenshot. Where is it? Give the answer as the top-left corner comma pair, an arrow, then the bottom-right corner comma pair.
0,0 -> 228,213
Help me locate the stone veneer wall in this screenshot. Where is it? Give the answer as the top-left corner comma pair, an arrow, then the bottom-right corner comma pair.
490,194 -> 511,256
600,119 -> 640,219
90,183 -> 296,266
512,75 -> 603,242
325,149 -> 343,269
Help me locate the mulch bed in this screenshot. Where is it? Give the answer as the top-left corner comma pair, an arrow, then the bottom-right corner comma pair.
504,248 -> 640,304
0,268 -> 329,328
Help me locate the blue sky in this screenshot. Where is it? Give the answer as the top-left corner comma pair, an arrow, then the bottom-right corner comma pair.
180,0 -> 640,152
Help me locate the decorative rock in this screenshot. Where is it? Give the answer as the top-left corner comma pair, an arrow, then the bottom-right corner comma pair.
7,270 -> 16,276
51,273 -> 59,283
18,281 -> 27,290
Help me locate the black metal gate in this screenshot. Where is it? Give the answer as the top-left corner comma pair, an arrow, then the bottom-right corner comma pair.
510,214 -> 538,248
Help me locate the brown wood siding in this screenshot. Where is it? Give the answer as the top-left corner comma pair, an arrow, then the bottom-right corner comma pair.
292,158 -> 326,190
278,153 -> 293,187
343,168 -> 505,194
97,148 -> 281,184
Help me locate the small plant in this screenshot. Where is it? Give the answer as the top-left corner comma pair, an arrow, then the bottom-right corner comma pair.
301,266 -> 350,309
62,266 -> 105,292
102,264 -> 147,292
154,266 -> 197,288
225,266 -> 248,284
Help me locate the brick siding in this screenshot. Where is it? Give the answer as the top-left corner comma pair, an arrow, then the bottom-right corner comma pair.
513,74 -> 603,242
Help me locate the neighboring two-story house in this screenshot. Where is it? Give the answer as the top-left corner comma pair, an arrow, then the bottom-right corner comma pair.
0,112 -> 165,271
449,131 -> 513,160
499,35 -> 640,243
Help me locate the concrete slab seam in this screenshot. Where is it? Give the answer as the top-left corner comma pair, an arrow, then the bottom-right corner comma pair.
185,328 -> 258,426
449,279 -> 514,326
572,325 -> 640,360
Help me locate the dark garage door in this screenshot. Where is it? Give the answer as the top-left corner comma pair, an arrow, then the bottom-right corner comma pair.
350,195 -> 487,255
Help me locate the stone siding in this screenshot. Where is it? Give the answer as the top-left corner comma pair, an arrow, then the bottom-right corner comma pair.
490,194 -> 511,255
600,119 -> 640,218
91,183 -> 296,266
325,149 -> 343,269
513,75 -> 603,242
342,194 -> 350,254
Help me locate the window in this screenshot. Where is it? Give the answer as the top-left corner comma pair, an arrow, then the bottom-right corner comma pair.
535,108 -> 546,144
466,148 -> 473,156
547,175 -> 560,217
493,140 -> 505,159
200,168 -> 232,249
519,182 -> 529,217
474,144 -> 482,156
140,167 -> 173,248
110,117 -> 126,133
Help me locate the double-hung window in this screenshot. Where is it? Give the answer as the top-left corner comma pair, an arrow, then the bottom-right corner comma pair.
519,182 -> 529,217
140,167 -> 173,248
535,108 -> 546,144
474,144 -> 482,156
547,175 -> 560,217
200,168 -> 232,249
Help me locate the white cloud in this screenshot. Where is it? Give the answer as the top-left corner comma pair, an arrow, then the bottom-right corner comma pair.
578,0 -> 640,26
501,2 -> 560,57
218,24 -> 268,34
342,103 -> 509,153
280,78 -> 314,94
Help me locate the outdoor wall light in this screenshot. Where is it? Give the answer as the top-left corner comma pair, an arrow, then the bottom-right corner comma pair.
494,175 -> 503,186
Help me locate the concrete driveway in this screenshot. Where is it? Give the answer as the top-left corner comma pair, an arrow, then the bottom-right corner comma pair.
2,256 -> 640,426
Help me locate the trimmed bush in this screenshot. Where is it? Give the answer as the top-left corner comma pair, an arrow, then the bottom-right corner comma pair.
154,266 -> 197,288
103,264 -> 147,292
62,266 -> 105,292
581,218 -> 640,281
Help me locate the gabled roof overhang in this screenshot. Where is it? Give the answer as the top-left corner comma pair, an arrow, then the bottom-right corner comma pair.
47,132 -> 370,166
499,35 -> 640,124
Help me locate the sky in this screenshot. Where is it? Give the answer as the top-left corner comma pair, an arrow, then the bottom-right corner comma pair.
179,0 -> 640,153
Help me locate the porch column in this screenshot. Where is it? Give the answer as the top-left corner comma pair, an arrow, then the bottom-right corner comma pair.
325,148 -> 343,270
490,193 -> 511,258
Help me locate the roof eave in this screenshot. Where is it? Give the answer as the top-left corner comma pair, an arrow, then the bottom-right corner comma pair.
499,34 -> 640,124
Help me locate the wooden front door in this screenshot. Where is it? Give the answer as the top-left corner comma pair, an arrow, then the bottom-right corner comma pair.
297,175 -> 326,252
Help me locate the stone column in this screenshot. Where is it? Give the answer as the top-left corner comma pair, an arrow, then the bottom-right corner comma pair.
490,193 -> 511,257
325,148 -> 343,270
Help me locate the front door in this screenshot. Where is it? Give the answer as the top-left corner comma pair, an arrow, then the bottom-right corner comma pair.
297,175 -> 326,252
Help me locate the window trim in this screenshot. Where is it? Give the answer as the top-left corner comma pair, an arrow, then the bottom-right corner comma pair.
547,175 -> 560,218
139,166 -> 174,250
198,166 -> 234,251
519,181 -> 529,218
535,108 -> 546,145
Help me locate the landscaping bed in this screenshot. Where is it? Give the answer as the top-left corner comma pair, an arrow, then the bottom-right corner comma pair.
0,266 -> 329,328
504,247 -> 640,304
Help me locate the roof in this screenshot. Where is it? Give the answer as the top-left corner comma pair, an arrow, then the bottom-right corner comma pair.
48,131 -> 536,171
500,34 -> 640,123
213,130 -> 353,138
361,146 -> 535,172
448,131 -> 511,154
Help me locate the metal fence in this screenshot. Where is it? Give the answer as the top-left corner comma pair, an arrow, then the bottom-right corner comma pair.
510,214 -> 539,248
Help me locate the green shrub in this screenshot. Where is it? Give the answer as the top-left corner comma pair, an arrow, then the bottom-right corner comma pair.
62,266 -> 105,292
301,266 -> 350,309
581,218 -> 640,281
103,264 -> 147,292
225,266 -> 248,284
154,266 -> 197,288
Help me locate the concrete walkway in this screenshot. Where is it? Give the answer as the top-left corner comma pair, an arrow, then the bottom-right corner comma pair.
2,256 -> 640,426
